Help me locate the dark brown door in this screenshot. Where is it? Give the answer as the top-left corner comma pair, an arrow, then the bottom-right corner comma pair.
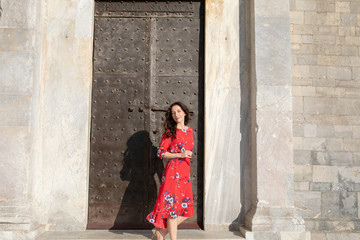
88,0 -> 204,229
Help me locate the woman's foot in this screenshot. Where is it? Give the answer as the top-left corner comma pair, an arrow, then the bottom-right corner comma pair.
154,228 -> 165,240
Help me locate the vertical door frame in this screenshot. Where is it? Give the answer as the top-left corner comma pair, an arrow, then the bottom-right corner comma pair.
87,0 -> 207,229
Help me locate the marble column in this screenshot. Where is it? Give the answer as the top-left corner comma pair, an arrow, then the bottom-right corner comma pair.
204,0 -> 241,230
241,0 -> 308,239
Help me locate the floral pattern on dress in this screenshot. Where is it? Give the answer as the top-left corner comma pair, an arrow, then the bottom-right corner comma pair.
146,127 -> 194,229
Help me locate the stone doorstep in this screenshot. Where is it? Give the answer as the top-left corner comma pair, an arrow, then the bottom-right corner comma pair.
36,230 -> 245,240
240,227 -> 312,240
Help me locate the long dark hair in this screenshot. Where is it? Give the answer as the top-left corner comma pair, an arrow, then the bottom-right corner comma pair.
164,102 -> 190,138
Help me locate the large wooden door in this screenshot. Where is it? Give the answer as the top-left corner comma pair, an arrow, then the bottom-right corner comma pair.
88,0 -> 204,229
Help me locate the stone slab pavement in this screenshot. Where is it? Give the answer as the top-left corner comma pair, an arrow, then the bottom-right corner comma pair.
36,230 -> 245,240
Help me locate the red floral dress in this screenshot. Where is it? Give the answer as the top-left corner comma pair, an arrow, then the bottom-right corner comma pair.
146,127 -> 194,229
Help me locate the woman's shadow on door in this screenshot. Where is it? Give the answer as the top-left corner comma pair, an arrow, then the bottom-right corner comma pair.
111,130 -> 164,230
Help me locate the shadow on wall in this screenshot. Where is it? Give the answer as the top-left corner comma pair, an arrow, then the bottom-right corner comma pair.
111,130 -> 164,229
231,0 -> 253,230
0,1 -> 3,18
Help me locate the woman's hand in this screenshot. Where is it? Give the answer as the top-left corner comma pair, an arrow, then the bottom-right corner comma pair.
180,150 -> 193,159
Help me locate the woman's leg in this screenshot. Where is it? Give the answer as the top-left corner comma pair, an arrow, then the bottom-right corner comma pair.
167,218 -> 177,240
159,216 -> 188,239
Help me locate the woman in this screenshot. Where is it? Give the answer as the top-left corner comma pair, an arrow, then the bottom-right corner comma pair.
147,102 -> 194,240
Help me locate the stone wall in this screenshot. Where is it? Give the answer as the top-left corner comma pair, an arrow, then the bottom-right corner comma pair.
0,0 -> 41,239
290,0 -> 360,235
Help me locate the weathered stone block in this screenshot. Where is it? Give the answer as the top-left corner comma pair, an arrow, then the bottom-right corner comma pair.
310,182 -> 332,191
344,36 -> 360,45
292,124 -> 304,137
354,126 -> 360,139
302,137 -> 326,151
315,87 -> 344,98
337,99 -> 360,116
311,151 -> 330,165
294,165 -> 313,182
297,54 -> 317,65
321,115 -> 347,125
0,231 -> 13,240
327,66 -> 351,80
350,3 -> 360,14
280,231 -> 310,240
339,167 -> 360,183
0,0 -> 36,28
339,26 -> 356,37
291,43 -> 301,51
0,127 -> 29,201
305,12 -> 326,25
326,13 -> 341,25
354,153 -> 360,166
342,46 -> 358,56
295,0 -> 316,11
311,65 -> 327,78
305,219 -> 359,231
318,55 -> 340,66
293,24 -> 319,35
289,0 -> 296,10
253,231 -> 281,240
319,26 -> 339,35
336,79 -> 360,88
297,43 -> 314,54
311,232 -> 326,240
294,181 -> 309,191
291,34 -> 302,44
301,35 -> 313,44
312,165 -> 339,183
329,151 -> 353,166
0,52 -> 34,94
294,150 -> 311,165
255,17 -> 291,86
313,35 -> 336,45
343,139 -> 360,151
304,114 -> 321,124
290,11 -> 304,24
294,191 -> 321,217
313,78 -> 336,87
292,65 -> 310,78
321,191 -> 340,218
293,137 -> 303,150
338,168 -> 357,191
317,125 -> 334,137
291,54 -> 298,65
327,232 -> 360,240
341,13 -> 358,26
293,114 -> 305,124
0,94 -> 31,126
0,29 -> 34,52
336,2 -> 350,13
304,97 -> 338,114
304,124 -> 317,137
316,2 -> 334,12
358,192 -> 360,219
257,85 -> 292,111
345,88 -> 360,98
314,45 -> 341,56
340,191 -> 357,218
334,125 -> 353,138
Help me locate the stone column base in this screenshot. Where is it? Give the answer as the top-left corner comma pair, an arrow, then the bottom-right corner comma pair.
240,206 -> 309,240
240,227 -> 311,240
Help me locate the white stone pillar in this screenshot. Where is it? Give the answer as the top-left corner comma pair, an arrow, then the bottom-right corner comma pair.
241,0 -> 308,239
204,0 -> 241,230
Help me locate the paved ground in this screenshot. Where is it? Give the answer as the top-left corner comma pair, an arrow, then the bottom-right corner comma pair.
36,230 -> 245,240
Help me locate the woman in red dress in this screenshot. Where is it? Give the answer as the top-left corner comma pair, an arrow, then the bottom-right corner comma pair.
147,102 -> 194,240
